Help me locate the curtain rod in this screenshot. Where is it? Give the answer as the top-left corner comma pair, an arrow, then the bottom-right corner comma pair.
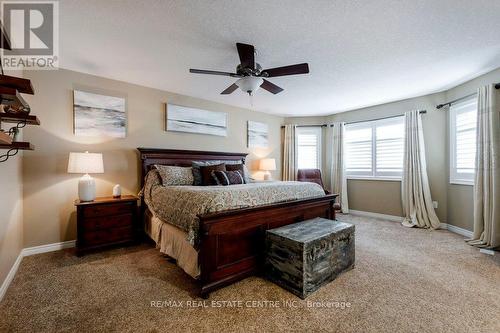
436,82 -> 500,109
280,110 -> 427,128
279,124 -> 328,128
345,110 -> 426,125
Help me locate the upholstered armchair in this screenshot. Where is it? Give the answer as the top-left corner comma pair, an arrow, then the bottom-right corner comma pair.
297,169 -> 327,191
297,169 -> 341,211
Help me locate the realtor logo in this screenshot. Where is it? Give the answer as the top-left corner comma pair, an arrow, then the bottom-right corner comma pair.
1,0 -> 59,70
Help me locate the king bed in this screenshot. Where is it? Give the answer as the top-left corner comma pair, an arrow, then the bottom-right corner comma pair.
138,148 -> 337,297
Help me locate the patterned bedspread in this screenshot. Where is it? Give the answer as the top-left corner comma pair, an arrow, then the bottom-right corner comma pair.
143,170 -> 326,247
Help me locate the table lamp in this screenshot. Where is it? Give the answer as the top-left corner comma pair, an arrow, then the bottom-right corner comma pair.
260,158 -> 276,181
68,151 -> 104,202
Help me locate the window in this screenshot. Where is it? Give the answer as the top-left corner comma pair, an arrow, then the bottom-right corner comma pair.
345,116 -> 405,179
296,127 -> 321,169
450,97 -> 478,185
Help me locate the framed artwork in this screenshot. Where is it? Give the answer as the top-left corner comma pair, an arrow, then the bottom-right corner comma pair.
248,120 -> 269,148
73,90 -> 126,138
166,104 -> 227,137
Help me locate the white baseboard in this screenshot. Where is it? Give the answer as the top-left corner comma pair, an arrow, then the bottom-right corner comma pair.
442,224 -> 473,238
479,248 -> 496,256
0,240 -> 76,303
348,210 -> 474,238
21,240 -> 76,257
349,210 -> 403,223
0,252 -> 23,303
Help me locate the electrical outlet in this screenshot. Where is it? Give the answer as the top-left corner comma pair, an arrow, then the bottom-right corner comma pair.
433,201 -> 438,209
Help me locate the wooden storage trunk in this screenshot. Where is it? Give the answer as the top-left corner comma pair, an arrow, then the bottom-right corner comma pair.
265,217 -> 355,299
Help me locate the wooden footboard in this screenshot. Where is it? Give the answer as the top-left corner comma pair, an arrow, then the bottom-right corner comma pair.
198,194 -> 337,297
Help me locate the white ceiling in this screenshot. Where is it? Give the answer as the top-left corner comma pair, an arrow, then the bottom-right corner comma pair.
59,0 -> 500,116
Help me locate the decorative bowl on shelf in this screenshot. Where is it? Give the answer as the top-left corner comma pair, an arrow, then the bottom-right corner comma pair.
3,104 -> 30,115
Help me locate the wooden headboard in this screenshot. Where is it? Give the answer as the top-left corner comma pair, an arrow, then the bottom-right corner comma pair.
137,148 -> 248,187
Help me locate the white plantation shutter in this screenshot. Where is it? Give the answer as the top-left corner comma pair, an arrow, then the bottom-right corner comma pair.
296,127 -> 321,169
345,116 -> 404,178
375,119 -> 405,177
345,124 -> 373,176
450,97 -> 478,184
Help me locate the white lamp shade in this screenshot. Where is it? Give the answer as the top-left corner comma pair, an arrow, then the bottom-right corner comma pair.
260,158 -> 276,171
236,77 -> 264,94
67,152 -> 104,174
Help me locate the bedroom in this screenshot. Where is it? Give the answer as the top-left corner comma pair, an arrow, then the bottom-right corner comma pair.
0,1 -> 499,332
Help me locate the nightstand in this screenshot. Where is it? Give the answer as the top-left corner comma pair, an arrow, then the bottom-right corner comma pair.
75,195 -> 139,256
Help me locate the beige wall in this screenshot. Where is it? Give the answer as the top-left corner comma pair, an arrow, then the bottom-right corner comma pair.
0,149 -> 23,290
22,69 -> 283,247
0,71 -> 24,290
347,180 -> 403,216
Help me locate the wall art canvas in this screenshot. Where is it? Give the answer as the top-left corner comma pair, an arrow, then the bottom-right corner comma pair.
166,104 -> 227,137
73,90 -> 126,138
247,120 -> 269,148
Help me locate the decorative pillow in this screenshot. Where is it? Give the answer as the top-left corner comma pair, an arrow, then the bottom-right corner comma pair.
225,164 -> 247,183
200,163 -> 226,186
192,161 -> 222,185
242,164 -> 252,183
212,170 -> 245,186
154,165 -> 194,186
192,160 -> 244,185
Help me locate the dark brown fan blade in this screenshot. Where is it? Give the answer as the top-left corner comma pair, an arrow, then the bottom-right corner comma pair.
236,43 -> 255,70
262,63 -> 309,77
190,69 -> 241,77
260,79 -> 284,94
220,83 -> 238,95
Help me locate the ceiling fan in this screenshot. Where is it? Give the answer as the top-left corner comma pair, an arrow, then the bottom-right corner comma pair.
189,43 -> 309,96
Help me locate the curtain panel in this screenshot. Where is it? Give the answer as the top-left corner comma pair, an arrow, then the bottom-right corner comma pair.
468,84 -> 500,249
401,110 -> 440,229
282,124 -> 297,181
330,122 -> 349,213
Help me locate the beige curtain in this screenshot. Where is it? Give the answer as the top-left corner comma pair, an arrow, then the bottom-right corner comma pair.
401,110 -> 440,229
468,85 -> 500,249
282,124 -> 297,181
330,122 -> 349,213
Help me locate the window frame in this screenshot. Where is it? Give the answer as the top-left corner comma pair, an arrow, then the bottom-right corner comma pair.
295,126 -> 322,171
345,116 -> 405,181
449,96 -> 478,186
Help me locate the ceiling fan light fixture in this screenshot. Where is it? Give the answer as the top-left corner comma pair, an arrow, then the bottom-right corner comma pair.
190,42 -> 309,96
236,76 -> 264,95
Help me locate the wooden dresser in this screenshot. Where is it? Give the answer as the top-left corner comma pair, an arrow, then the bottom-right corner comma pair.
75,195 -> 139,256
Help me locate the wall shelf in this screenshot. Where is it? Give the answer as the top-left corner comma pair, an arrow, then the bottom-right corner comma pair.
0,142 -> 34,150
0,131 -> 12,144
0,23 -> 39,162
0,75 -> 34,95
0,86 -> 30,110
0,19 -> 11,50
0,113 -> 40,125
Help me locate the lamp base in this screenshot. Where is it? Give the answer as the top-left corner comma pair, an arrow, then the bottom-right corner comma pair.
78,174 -> 96,202
263,171 -> 273,181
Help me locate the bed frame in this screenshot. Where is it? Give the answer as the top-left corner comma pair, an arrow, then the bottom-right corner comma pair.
138,148 -> 337,298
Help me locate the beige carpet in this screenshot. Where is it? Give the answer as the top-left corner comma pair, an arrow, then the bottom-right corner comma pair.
1,215 -> 499,333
